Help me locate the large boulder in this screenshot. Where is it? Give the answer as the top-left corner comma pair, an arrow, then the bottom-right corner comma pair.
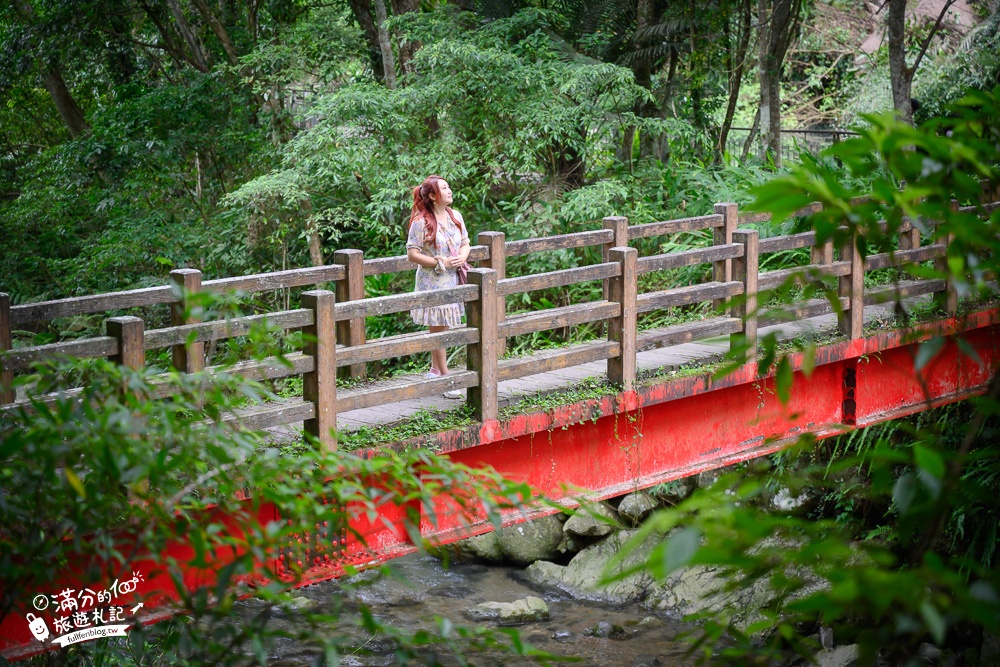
618,492 -> 659,525
525,530 -> 659,603
427,530 -> 503,564
464,596 -> 549,625
563,502 -> 619,538
497,514 -> 565,565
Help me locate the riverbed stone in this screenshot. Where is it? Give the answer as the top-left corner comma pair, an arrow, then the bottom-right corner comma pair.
618,492 -> 658,525
563,502 -> 619,537
525,529 -> 659,603
497,515 -> 565,565
464,596 -> 549,625
814,644 -> 858,667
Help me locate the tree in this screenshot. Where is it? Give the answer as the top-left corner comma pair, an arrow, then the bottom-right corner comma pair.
888,0 -> 960,125
757,0 -> 802,167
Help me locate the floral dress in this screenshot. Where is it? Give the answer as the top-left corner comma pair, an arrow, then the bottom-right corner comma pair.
406,210 -> 470,327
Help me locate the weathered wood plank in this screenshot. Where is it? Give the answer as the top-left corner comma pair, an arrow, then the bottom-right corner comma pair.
11,286 -> 176,326
713,204 -> 738,313
497,340 -> 619,382
607,248 -> 637,390
602,216 -> 629,304
731,230 -> 759,360
757,297 -> 849,328
334,249 -> 367,380
739,211 -> 772,225
108,317 -> 145,371
203,265 -> 346,294
147,353 -> 315,400
866,280 -> 946,305
478,231 -> 507,356
636,317 -> 742,353
0,293 -> 12,403
627,214 -> 723,240
144,310 -> 313,349
839,233 -> 865,339
302,290 -> 337,452
337,328 -> 479,367
219,400 -> 316,430
499,301 -> 620,338
337,371 -> 479,413
637,244 -> 743,275
865,244 -> 946,271
467,269 -> 499,421
171,268 -> 205,373
334,285 -> 479,321
758,231 -> 816,254
1,337 -> 118,372
497,263 -> 620,297
505,229 -> 614,257
758,261 -> 851,291
636,281 -> 743,314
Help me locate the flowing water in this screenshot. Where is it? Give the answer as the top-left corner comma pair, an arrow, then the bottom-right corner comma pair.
254,553 -> 700,667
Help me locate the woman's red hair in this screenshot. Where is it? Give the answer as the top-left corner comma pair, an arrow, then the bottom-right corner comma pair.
409,175 -> 462,244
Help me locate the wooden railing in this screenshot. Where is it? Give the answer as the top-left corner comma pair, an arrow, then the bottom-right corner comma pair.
3,195 -> 998,450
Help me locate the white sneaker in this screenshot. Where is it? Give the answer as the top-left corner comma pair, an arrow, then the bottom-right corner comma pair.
425,368 -> 441,380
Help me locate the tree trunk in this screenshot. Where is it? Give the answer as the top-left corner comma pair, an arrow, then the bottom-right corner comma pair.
718,0 -> 752,161
42,68 -> 90,138
190,0 -> 240,65
347,0 -> 385,81
166,0 -> 211,71
391,0 -> 420,77
373,0 -> 397,89
634,0 -> 659,159
757,0 -> 802,168
888,0 -> 957,125
12,0 -> 90,138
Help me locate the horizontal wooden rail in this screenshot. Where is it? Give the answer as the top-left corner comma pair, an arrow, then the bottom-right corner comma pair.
497,263 -> 621,297
337,328 -> 479,367
627,214 -> 723,240
497,340 -> 619,382
865,244 -> 946,271
758,261 -> 851,291
636,317 -> 742,353
218,400 -> 316,430
204,265 -> 345,294
338,371 -> 479,413
363,247 -> 490,277
757,297 -> 850,328
334,285 -> 479,321
11,287 -> 176,326
505,229 -> 614,257
758,231 -> 816,254
144,310 -> 313,349
499,301 -> 620,338
637,281 -> 743,313
1,337 -> 118,373
637,244 -> 744,274
866,279 -> 946,305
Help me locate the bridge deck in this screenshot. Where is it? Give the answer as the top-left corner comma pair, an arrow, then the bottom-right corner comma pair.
333,298 -> 904,434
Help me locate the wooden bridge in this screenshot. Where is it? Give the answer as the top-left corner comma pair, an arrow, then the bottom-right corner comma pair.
2,194 -> 1000,658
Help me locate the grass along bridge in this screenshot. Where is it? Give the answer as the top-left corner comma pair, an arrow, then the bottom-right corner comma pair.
2,192 -> 1000,658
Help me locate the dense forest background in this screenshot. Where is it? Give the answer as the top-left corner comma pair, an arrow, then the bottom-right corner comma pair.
3,0 -> 999,319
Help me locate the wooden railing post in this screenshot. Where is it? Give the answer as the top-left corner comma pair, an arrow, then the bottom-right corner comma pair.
107,316 -> 145,399
935,231 -> 958,315
839,231 -> 865,339
467,268 -> 498,422
301,290 -> 337,452
170,268 -> 205,373
333,249 -> 367,380
607,247 -> 637,391
713,203 -> 738,313
731,230 -> 759,361
602,216 -> 629,305
811,236 -> 834,265
477,231 -> 506,357
0,293 -> 13,404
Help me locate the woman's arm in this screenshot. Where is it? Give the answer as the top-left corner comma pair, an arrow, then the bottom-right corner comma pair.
444,241 -> 471,267
407,247 -> 443,270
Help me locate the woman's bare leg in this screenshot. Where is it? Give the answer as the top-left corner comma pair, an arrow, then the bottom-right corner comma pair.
428,325 -> 449,375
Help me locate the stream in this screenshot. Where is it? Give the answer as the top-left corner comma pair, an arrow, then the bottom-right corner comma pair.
254,553 -> 700,666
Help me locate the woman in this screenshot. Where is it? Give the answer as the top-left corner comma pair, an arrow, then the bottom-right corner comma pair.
406,175 -> 471,399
